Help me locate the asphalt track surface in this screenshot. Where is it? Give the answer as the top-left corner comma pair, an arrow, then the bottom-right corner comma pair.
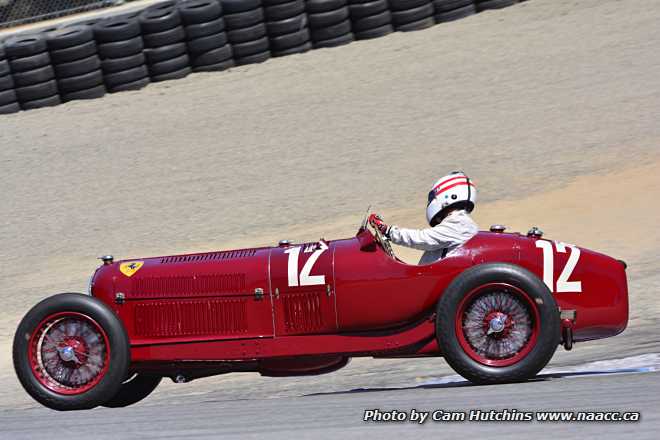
1,369 -> 658,439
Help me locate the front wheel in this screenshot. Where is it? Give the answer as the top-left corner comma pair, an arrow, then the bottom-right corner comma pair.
13,293 -> 130,410
436,263 -> 560,384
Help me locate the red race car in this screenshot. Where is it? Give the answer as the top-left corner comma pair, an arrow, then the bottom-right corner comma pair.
13,216 -> 629,410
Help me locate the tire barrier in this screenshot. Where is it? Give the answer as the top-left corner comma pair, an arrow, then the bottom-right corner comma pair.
140,2 -> 192,82
348,0 -> 393,40
0,0 -> 523,115
221,0 -> 271,66
433,0 -> 476,23
307,0 -> 354,49
93,16 -> 150,93
3,33 -> 61,110
264,0 -> 311,57
389,0 -> 435,32
180,0 -> 234,72
46,26 -> 106,102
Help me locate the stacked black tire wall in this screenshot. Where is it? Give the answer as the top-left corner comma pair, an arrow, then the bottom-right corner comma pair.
348,0 -> 393,40
222,0 -> 270,65
179,0 -> 233,72
307,0 -> 354,48
0,43 -> 20,114
94,16 -> 150,92
47,26 -> 106,102
389,0 -> 435,31
4,34 -> 60,110
475,0 -> 517,11
140,2 -> 191,81
264,0 -> 311,56
433,0 -> 475,22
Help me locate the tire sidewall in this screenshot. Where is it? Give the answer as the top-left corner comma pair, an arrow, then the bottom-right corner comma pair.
13,293 -> 130,410
436,263 -> 560,384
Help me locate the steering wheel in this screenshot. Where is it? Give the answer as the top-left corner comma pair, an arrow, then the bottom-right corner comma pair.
361,212 -> 396,258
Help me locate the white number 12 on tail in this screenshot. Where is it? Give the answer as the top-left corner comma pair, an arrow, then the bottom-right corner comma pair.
535,240 -> 582,293
283,241 -> 328,287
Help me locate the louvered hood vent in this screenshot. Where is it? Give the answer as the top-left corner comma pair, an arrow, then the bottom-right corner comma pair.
159,249 -> 257,264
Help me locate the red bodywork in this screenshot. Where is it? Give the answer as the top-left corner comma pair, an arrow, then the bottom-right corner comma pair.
90,229 -> 628,379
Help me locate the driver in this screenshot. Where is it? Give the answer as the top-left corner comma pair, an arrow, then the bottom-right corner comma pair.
369,171 -> 479,264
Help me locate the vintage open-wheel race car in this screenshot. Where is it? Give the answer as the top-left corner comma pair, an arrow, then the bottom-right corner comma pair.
13,215 -> 629,410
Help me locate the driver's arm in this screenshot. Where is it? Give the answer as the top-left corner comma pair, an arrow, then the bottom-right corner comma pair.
388,219 -> 472,251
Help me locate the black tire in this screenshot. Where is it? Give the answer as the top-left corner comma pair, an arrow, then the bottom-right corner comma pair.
227,22 -> 266,44
269,28 -> 310,50
310,20 -> 351,41
103,374 -> 162,408
62,84 -> 106,102
232,36 -> 269,58
348,0 -> 388,19
436,263 -> 560,385
143,26 -> 186,48
151,66 -> 192,82
434,3 -> 475,22
433,0 -> 473,12
271,40 -> 312,56
57,70 -> 104,93
104,65 -> 149,88
50,41 -> 97,64
54,55 -> 101,78
388,0 -> 430,11
0,59 -> 10,77
305,0 -> 347,13
0,101 -> 21,115
354,23 -> 393,39
185,17 -> 227,39
234,50 -> 270,65
395,15 -> 435,30
13,65 -> 55,87
308,7 -> 350,28
144,42 -> 187,64
93,18 -> 141,43
351,9 -> 391,31
476,0 -> 517,11
266,14 -> 308,36
8,52 -> 51,72
12,293 -> 130,410
392,3 -> 434,25
192,57 -> 235,71
108,76 -> 150,93
15,80 -> 58,102
0,73 -> 14,91
191,45 -> 233,66
4,34 -> 47,58
139,4 -> 182,34
0,88 -> 18,105
188,32 -> 228,53
264,0 -> 305,21
98,37 -> 144,59
101,53 -> 146,74
224,8 -> 265,30
221,0 -> 262,14
313,32 -> 353,48
46,26 -> 93,51
178,0 -> 223,25
148,53 -> 190,76
20,94 -> 62,110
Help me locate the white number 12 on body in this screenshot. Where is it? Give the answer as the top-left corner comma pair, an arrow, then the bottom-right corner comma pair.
535,240 -> 582,293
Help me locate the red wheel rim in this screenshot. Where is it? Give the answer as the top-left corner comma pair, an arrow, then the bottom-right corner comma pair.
28,312 -> 110,395
454,283 -> 540,367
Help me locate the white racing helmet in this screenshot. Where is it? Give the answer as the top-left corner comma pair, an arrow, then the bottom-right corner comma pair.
426,171 -> 477,226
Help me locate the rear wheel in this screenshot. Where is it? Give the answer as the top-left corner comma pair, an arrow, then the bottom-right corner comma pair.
13,293 -> 130,410
436,263 -> 559,384
103,374 -> 162,408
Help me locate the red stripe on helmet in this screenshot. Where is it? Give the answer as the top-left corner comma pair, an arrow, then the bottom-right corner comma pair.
434,181 -> 476,196
432,176 -> 468,193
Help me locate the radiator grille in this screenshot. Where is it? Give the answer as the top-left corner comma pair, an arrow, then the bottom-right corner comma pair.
131,273 -> 246,298
282,291 -> 324,333
134,298 -> 248,338
160,249 -> 257,264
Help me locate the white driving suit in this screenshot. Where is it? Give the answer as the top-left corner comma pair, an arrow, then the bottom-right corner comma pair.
388,210 -> 479,265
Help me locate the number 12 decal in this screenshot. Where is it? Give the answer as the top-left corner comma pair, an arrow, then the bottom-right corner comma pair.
283,241 -> 328,287
535,240 -> 582,293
